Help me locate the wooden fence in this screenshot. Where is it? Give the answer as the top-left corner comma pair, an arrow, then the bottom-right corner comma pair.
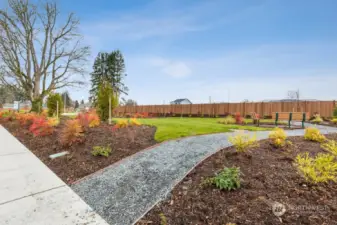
114,101 -> 337,118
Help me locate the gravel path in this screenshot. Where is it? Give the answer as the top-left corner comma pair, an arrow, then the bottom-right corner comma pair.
72,124 -> 337,225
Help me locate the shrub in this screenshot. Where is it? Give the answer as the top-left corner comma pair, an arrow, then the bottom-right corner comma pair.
218,116 -> 235,124
331,118 -> 337,124
321,140 -> 337,156
29,117 -> 54,136
333,107 -> 337,118
46,93 -> 63,117
311,114 -> 323,124
16,113 -> 36,126
269,127 -> 287,148
202,167 -> 241,191
304,127 -> 326,142
60,119 -> 83,146
295,152 -> 337,183
76,111 -> 100,129
229,133 -> 259,152
115,119 -> 129,128
234,112 -> 243,124
91,146 -> 112,157
129,118 -> 141,126
47,117 -> 60,127
96,83 -> 119,121
159,213 -> 167,225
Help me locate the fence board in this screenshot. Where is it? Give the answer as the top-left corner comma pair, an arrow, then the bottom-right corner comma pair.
113,101 -> 335,118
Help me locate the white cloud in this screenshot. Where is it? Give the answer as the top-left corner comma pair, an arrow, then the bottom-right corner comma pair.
146,57 -> 191,78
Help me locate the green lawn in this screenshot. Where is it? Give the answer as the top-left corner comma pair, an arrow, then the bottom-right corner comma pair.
113,117 -> 270,142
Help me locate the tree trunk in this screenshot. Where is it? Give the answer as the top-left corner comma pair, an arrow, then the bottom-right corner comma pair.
31,98 -> 43,113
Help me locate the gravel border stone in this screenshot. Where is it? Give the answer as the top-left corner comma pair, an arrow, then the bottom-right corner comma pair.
72,124 -> 337,225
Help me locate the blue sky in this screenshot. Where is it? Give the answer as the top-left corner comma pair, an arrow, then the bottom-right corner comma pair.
3,0 -> 337,103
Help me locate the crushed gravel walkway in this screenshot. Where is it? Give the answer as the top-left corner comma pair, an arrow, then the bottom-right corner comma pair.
72,124 -> 337,225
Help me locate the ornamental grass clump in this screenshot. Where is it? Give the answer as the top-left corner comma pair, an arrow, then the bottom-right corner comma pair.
218,116 -> 236,125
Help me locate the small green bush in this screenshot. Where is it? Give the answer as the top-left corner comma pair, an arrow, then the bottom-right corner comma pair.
46,93 -> 63,117
202,167 -> 241,191
91,146 -> 112,157
331,118 -> 337,124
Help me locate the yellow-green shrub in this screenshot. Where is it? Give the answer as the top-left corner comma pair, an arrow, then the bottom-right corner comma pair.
269,127 -> 287,147
218,116 -> 235,124
295,152 -> 337,183
229,133 -> 259,152
311,114 -> 323,124
321,140 -> 337,156
129,118 -> 141,126
304,127 -> 326,142
331,118 -> 337,124
47,117 -> 60,127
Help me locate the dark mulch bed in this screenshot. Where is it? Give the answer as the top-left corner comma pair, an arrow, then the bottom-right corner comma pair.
1,119 -> 157,184
138,134 -> 337,225
310,121 -> 337,128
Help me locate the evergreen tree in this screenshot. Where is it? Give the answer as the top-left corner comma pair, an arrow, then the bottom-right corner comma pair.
90,50 -> 128,105
61,91 -> 73,108
96,82 -> 119,121
74,100 -> 79,109
81,99 -> 84,104
47,93 -> 63,117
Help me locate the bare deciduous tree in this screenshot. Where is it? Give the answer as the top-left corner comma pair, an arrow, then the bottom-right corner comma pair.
0,0 -> 89,112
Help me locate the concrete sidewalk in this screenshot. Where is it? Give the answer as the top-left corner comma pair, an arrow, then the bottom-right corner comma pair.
0,125 -> 109,225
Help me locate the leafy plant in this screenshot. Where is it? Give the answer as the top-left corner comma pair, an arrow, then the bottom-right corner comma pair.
229,133 -> 259,152
60,119 -> 83,146
91,146 -> 112,157
295,152 -> 337,183
76,111 -> 100,128
269,127 -> 287,148
202,167 -> 241,191
331,118 -> 337,124
129,118 -> 141,126
46,93 -> 63,117
218,116 -> 235,124
29,117 -> 54,136
234,112 -> 244,124
47,117 -> 60,127
96,83 -> 119,121
333,107 -> 337,118
15,112 -> 36,126
311,114 -> 323,124
321,140 -> 337,156
159,213 -> 167,225
304,127 -> 326,142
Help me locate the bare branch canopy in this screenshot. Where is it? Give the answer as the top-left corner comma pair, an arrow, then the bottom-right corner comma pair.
0,0 -> 90,111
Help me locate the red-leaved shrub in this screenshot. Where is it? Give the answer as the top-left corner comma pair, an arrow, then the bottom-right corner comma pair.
60,119 -> 84,146
29,117 -> 54,136
76,111 -> 100,129
235,112 -> 244,124
16,113 -> 37,126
